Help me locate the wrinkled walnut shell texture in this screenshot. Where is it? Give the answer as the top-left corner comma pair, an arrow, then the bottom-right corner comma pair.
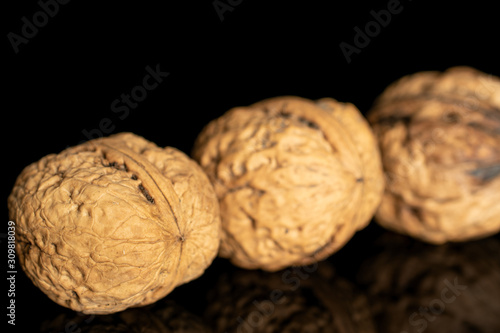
8,133 -> 220,314
193,96 -> 384,271
357,233 -> 500,333
205,263 -> 376,333
368,67 -> 500,243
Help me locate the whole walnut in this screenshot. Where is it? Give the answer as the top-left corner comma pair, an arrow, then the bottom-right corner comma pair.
368,67 -> 500,243
41,299 -> 212,333
205,262 -> 376,333
192,96 -> 384,271
357,233 -> 500,333
8,132 -> 221,314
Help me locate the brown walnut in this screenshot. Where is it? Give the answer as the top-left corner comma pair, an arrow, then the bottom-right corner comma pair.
192,96 -> 384,271
8,132 -> 221,314
368,66 -> 500,243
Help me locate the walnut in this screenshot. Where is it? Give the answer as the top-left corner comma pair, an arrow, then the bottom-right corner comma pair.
192,96 -> 384,271
368,67 -> 500,243
204,262 -> 376,332
8,132 -> 221,314
357,233 -> 500,333
40,299 -> 212,332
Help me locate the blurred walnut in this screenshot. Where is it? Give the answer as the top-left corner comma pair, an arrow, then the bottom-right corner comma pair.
205,261 -> 376,333
357,233 -> 500,333
40,299 -> 212,333
193,96 -> 384,271
8,133 -> 220,314
368,67 -> 500,243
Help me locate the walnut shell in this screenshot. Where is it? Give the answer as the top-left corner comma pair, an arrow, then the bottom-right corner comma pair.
41,299 -> 212,332
368,66 -> 500,243
357,233 -> 500,333
205,262 -> 376,333
192,96 -> 384,271
8,132 -> 221,314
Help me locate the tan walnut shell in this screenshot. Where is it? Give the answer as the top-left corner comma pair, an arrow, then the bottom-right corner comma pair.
8,132 -> 221,314
192,96 -> 384,271
368,66 -> 500,243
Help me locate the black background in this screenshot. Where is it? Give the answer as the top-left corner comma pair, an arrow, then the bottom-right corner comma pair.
4,0 -> 500,331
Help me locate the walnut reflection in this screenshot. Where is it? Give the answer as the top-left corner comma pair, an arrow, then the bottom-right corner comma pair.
40,299 -> 212,333
357,232 -> 500,333
205,261 -> 376,333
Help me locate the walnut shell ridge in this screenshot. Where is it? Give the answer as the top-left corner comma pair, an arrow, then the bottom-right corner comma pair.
368,66 -> 500,243
192,96 -> 384,271
8,132 -> 221,314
